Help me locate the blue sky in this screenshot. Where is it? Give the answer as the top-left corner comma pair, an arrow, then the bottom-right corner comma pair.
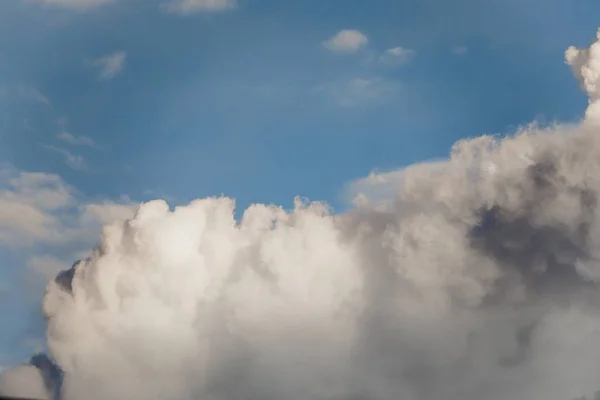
0,0 -> 599,369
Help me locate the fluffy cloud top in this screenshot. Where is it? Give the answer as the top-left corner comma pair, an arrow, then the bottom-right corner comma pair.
566,28 -> 600,124
322,30 -> 369,54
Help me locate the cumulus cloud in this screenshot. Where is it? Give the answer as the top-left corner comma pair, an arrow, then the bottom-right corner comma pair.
6,27 -> 600,400
161,0 -> 237,15
379,46 -> 416,66
88,51 -> 127,81
322,29 -> 369,54
566,28 -> 600,124
57,132 -> 97,148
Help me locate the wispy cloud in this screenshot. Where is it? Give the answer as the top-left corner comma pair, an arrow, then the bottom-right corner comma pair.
314,77 -> 400,108
57,132 -> 98,148
161,0 -> 237,15
16,85 -> 50,106
88,51 -> 127,81
42,145 -> 87,171
27,0 -> 117,11
452,46 -> 468,55
379,46 -> 416,66
322,30 -> 369,54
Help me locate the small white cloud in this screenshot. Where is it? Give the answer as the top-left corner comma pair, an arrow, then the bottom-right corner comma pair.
57,132 -> 97,148
27,0 -> 117,11
452,46 -> 468,55
379,46 -> 416,66
314,77 -> 400,108
43,145 -> 87,171
161,0 -> 237,15
322,30 -> 369,54
89,51 -> 127,81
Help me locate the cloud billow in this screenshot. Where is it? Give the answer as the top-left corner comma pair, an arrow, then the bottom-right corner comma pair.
5,27 -> 600,400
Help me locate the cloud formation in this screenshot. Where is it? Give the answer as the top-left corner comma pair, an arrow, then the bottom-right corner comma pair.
322,30 -> 369,54
4,27 -> 600,400
89,51 -> 127,81
43,145 -> 87,171
0,163 -> 136,275
566,28 -> 600,124
57,132 -> 97,148
379,46 -> 416,66
161,0 -> 237,15
28,0 -> 117,11
0,354 -> 61,400
314,77 -> 400,107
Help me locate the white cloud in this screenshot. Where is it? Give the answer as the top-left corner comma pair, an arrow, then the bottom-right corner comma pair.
7,27 -> 600,400
452,45 -> 468,55
43,145 -> 87,171
314,77 -> 400,107
57,132 -> 97,148
0,167 -> 74,246
161,0 -> 237,15
0,364 -> 51,400
322,30 -> 369,54
0,163 -> 137,280
566,28 -> 600,124
379,46 -> 416,66
89,51 -> 127,81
